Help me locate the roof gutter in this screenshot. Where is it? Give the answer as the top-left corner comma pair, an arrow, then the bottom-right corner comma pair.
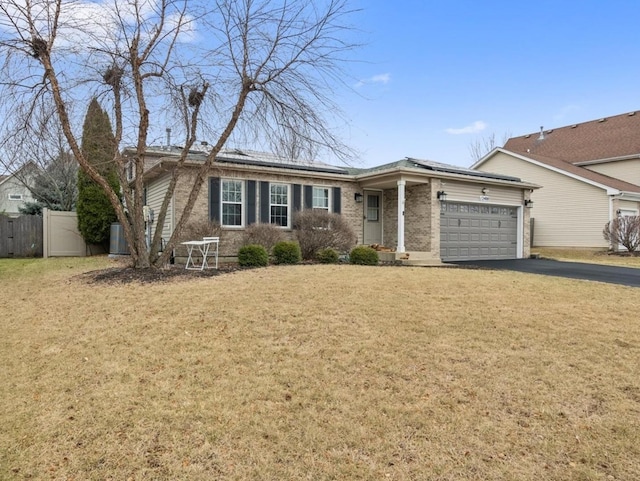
355,164 -> 540,189
613,191 -> 640,202
574,153 -> 640,167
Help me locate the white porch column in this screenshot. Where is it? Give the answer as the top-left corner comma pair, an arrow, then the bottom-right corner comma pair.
397,179 -> 406,252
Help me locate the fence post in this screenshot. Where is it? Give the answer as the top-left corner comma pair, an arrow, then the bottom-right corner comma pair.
43,208 -> 49,259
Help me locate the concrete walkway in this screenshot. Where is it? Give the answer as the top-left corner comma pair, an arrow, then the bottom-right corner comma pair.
451,258 -> 640,288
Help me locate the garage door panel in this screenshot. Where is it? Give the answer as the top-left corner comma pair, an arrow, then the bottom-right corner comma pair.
441,202 -> 518,261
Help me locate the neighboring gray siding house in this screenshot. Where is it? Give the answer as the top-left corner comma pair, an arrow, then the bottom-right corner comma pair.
135,147 -> 539,263
0,164 -> 37,217
472,111 -> 640,248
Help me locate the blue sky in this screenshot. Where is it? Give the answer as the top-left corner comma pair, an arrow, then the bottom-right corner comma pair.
338,0 -> 640,168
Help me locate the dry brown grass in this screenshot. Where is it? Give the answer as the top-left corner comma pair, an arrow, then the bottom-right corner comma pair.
1,257 -> 639,480
533,247 -> 640,268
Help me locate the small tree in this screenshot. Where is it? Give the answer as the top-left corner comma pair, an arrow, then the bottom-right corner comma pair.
77,99 -> 119,247
468,132 -> 512,163
603,216 -> 640,252
294,210 -> 356,260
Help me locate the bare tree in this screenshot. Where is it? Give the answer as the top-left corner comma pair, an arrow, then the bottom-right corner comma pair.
1,108 -> 77,213
468,132 -> 512,163
603,216 -> 640,253
0,0 -> 357,268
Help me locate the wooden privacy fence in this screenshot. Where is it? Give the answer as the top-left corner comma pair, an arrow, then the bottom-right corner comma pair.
0,209 -> 86,258
0,214 -> 43,257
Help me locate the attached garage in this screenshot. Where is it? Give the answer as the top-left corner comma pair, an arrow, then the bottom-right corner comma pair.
440,202 -> 519,261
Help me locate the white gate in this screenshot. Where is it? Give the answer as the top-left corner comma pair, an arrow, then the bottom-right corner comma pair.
43,208 -> 87,258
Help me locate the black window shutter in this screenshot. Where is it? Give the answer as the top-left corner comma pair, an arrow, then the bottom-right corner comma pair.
209,177 -> 221,222
332,187 -> 342,214
247,180 -> 257,225
293,184 -> 302,212
260,181 -> 270,223
303,185 -> 313,209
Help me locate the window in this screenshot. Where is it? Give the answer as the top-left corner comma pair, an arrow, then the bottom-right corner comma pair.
8,193 -> 23,201
312,187 -> 330,211
222,179 -> 243,226
270,183 -> 289,226
367,194 -> 379,221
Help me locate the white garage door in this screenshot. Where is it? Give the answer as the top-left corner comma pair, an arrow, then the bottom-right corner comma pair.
440,202 -> 518,261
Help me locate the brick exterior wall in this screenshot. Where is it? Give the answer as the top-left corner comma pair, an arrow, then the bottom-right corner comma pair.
171,166 -> 362,258
148,161 -> 535,261
381,183 -> 435,252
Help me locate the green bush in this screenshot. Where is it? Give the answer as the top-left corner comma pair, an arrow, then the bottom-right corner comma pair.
349,246 -> 379,266
238,244 -> 269,267
272,241 -> 301,265
316,247 -> 339,264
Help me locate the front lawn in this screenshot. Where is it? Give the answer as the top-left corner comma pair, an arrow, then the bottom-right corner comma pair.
1,258 -> 639,480
533,247 -> 640,268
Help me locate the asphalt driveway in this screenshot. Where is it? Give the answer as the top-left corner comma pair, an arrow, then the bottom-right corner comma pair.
451,258 -> 640,288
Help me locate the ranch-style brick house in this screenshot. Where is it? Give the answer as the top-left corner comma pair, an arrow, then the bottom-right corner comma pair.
133,147 -> 539,263
473,111 -> 640,249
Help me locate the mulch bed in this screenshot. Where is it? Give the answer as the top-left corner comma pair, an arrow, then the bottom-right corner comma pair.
79,264 -> 245,285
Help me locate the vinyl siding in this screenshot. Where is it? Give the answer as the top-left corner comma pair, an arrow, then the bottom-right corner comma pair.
480,152 -> 610,247
145,174 -> 173,242
584,159 -> 640,186
0,176 -> 35,216
444,180 -> 523,205
617,199 -> 639,213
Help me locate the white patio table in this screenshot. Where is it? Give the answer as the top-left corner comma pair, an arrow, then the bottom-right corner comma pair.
181,237 -> 219,270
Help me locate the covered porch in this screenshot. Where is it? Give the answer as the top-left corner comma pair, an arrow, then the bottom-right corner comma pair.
355,163 -> 444,266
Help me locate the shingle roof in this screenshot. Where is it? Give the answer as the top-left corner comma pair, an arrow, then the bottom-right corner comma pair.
504,110 -> 640,163
137,146 -> 349,175
215,148 -> 349,174
354,157 -> 536,186
519,151 -> 640,193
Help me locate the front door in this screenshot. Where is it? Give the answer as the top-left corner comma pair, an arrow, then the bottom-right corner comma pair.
363,190 -> 382,245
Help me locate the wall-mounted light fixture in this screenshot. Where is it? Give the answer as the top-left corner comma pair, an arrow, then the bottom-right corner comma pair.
524,199 -> 534,208
354,192 -> 363,203
481,187 -> 489,195
616,209 -> 622,216
437,190 -> 447,201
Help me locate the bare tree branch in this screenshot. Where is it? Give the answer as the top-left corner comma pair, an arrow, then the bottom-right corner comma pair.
0,0 -> 359,268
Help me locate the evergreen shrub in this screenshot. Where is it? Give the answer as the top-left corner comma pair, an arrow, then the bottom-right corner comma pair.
349,246 -> 379,265
238,244 -> 269,267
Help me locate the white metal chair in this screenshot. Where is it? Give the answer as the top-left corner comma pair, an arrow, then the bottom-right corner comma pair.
202,236 -> 219,269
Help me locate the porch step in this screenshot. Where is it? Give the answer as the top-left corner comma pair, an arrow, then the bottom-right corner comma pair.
377,251 -> 444,267
398,258 -> 445,267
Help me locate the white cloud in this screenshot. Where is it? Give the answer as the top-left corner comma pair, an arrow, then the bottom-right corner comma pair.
0,0 -> 195,52
445,120 -> 487,135
355,73 -> 391,88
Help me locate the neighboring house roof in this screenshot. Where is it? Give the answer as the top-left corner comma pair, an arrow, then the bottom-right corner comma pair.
503,110 -> 640,164
0,161 -> 40,187
473,110 -> 640,196
475,148 -> 640,195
